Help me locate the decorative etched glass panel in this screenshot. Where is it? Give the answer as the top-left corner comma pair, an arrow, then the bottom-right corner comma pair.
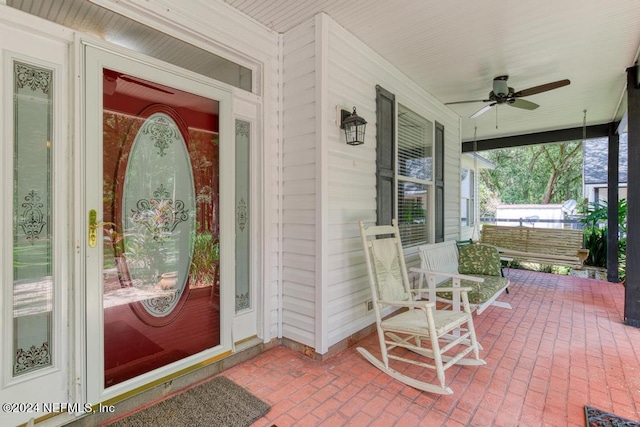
12,61 -> 54,376
121,112 -> 196,317
102,68 -> 220,387
235,120 -> 250,312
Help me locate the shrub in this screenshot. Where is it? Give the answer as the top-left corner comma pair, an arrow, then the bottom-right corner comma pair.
579,199 -> 627,272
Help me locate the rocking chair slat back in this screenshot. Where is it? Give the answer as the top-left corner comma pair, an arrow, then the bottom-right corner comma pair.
357,219 -> 486,395
368,237 -> 411,302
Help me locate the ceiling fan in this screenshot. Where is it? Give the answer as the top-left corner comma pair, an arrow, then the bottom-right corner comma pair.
446,75 -> 570,119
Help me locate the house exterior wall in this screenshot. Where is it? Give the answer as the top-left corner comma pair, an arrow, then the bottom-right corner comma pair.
461,154 -> 480,241
279,13 -> 462,353
583,134 -> 629,206
324,15 -> 462,350
3,1 -> 470,423
585,184 -> 628,204
281,19 -> 318,347
5,0 -> 466,381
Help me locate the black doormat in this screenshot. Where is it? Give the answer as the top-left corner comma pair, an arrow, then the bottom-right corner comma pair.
109,376 -> 270,427
585,406 -> 640,427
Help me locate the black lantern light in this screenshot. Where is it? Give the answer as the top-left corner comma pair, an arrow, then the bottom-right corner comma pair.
340,107 -> 367,145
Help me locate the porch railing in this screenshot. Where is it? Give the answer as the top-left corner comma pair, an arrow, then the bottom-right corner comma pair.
480,216 -> 586,230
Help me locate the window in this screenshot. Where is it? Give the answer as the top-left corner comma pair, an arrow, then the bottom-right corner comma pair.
9,0 -> 253,92
376,87 -> 442,247
461,168 -> 475,227
397,105 -> 433,247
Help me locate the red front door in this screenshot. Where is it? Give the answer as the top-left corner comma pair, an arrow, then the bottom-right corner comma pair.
101,68 -> 221,387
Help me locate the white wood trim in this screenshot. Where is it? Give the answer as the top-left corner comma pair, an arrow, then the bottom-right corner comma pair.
277,33 -> 285,339
232,100 -> 261,343
90,0 -> 275,95
0,28 -> 71,425
315,14 -> 330,354
81,37 -> 235,404
72,31 -> 89,413
0,5 -> 74,43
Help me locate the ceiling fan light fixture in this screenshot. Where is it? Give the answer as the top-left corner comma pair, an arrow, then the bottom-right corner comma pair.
493,76 -> 510,97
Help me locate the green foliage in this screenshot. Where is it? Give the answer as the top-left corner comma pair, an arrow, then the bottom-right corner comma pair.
578,199 -> 627,271
401,199 -> 426,224
583,228 -> 608,268
189,232 -> 219,286
579,199 -> 627,232
480,141 -> 583,216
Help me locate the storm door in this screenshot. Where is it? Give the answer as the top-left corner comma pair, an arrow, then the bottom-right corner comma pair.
83,43 -> 233,402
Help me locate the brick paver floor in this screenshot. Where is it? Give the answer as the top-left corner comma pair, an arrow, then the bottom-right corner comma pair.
222,269 -> 640,426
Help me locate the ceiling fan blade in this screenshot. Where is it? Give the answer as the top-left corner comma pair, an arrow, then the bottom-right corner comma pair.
513,79 -> 570,97
470,103 -> 496,119
445,99 -> 490,105
508,98 -> 539,110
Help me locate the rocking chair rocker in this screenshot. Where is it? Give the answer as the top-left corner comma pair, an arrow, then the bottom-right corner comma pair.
357,220 -> 485,394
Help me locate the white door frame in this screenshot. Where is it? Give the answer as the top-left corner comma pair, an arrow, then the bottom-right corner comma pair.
79,37 -> 234,404
0,9 -> 72,426
232,96 -> 263,344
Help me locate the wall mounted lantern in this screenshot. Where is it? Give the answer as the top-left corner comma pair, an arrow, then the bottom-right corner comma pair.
340,107 -> 367,145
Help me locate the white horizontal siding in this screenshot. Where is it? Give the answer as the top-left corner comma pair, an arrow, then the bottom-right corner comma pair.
283,224 -> 315,240
281,18 -> 317,347
322,13 -> 462,350
263,34 -> 281,343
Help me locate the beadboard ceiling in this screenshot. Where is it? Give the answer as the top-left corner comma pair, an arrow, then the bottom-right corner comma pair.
8,0 -> 640,143
223,0 -> 640,142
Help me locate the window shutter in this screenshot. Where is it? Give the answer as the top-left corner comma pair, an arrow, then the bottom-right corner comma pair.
376,85 -> 395,226
434,122 -> 445,242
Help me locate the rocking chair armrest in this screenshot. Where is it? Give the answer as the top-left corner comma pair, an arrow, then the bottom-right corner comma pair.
377,300 -> 436,310
410,267 -> 485,283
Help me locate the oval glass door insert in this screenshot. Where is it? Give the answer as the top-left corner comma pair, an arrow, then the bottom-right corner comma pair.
122,112 -> 195,317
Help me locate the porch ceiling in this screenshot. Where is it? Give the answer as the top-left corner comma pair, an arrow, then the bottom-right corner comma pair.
224,0 -> 640,143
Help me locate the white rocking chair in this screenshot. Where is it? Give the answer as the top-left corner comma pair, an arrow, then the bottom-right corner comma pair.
357,220 -> 485,395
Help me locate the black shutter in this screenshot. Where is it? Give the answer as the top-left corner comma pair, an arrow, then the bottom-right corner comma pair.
434,122 -> 445,242
376,85 -> 395,226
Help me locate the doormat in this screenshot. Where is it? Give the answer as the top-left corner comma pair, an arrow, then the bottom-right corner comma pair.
585,406 -> 640,427
109,376 -> 270,427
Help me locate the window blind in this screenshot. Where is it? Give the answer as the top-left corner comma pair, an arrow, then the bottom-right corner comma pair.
397,105 -> 433,247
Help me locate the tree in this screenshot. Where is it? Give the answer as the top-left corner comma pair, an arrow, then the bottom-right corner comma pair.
539,142 -> 582,203
479,140 -> 583,216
